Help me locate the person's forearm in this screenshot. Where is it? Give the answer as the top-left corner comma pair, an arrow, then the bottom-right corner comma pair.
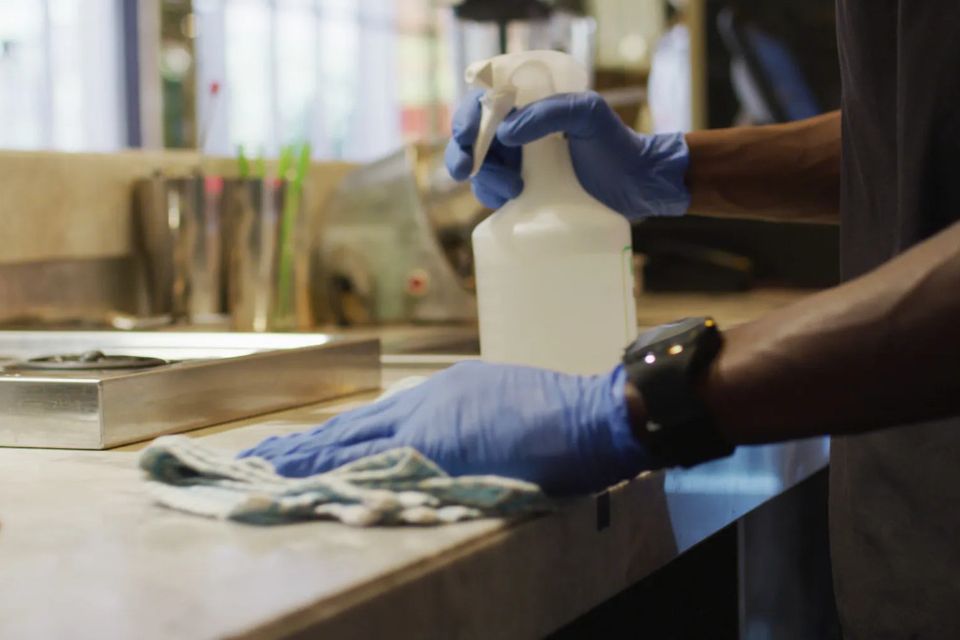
685,110 -> 841,223
698,218 -> 960,443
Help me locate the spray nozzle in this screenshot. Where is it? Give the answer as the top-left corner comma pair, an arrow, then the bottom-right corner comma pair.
470,88 -> 517,177
464,50 -> 589,179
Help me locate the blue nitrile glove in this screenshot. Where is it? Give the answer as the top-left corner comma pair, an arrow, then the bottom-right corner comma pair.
238,361 -> 654,496
444,89 -> 691,218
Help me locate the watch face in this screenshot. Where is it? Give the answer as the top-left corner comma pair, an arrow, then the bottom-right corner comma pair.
632,317 -> 705,351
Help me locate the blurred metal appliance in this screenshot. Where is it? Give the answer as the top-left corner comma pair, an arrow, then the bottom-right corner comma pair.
133,174 -> 225,323
219,178 -> 289,331
0,331 -> 379,449
315,143 -> 481,325
446,0 -> 596,102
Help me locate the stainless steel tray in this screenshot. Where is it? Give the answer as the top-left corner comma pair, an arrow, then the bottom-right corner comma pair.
0,332 -> 380,449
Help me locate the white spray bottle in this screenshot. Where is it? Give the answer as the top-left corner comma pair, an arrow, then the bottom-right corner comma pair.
468,50 -> 638,375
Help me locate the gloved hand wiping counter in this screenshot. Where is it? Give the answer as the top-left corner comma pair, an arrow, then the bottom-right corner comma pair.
238,362 -> 652,496
238,90 -> 695,498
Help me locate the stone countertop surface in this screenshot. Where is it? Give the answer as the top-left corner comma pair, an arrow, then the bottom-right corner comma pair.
0,289 -> 827,639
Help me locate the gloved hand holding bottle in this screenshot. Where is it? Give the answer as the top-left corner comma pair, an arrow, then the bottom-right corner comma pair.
239,361 -> 654,496
444,89 -> 691,218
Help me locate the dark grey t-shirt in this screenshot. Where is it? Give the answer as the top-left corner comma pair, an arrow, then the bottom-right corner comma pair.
832,1 -> 960,637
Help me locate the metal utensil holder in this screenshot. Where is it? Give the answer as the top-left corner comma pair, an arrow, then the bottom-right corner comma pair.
134,174 -> 224,323
221,177 -> 289,331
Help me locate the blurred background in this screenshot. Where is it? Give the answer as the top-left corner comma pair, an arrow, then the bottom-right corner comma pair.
0,0 -> 842,331
0,0 -> 837,156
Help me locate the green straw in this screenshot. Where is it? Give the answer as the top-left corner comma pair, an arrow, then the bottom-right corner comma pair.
276,145 -> 294,182
237,144 -> 249,179
274,142 -> 311,326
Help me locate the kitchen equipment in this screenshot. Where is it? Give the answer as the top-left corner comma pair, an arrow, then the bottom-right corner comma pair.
133,174 -> 225,323
0,331 -> 379,449
315,143 -> 480,325
468,50 -> 637,375
220,177 -> 286,331
446,0 -> 596,104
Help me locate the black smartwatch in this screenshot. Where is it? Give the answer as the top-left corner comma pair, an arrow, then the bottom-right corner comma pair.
623,317 -> 734,468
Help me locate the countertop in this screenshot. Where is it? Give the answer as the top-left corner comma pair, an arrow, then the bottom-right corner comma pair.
0,289 -> 828,639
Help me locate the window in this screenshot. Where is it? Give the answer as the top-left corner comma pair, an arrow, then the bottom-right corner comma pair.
194,0 -> 452,162
0,0 -> 124,151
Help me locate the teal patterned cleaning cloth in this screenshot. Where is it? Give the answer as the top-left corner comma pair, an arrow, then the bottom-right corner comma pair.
139,435 -> 554,527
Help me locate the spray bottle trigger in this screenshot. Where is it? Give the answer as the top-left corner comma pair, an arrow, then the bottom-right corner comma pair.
470,88 -> 517,178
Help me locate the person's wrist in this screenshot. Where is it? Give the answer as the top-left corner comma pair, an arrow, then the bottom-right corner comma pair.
622,377 -> 678,472
602,366 -> 656,480
637,131 -> 691,218
624,378 -> 648,432
695,326 -> 743,445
